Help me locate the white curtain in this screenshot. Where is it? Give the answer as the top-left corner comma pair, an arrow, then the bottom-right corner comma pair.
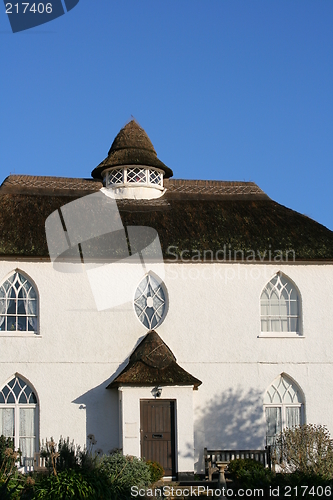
0,408 -> 14,438
22,281 -> 37,331
286,407 -> 301,428
25,301 -> 37,331
0,280 -> 14,329
0,298 -> 6,329
19,408 -> 35,462
265,407 -> 281,445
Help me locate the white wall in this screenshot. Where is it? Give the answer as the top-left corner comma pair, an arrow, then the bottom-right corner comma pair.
0,260 -> 332,472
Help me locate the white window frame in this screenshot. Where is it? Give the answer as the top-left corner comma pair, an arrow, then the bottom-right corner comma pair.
259,272 -> 302,337
104,166 -> 164,191
0,375 -> 38,469
264,374 -> 304,447
0,270 -> 39,337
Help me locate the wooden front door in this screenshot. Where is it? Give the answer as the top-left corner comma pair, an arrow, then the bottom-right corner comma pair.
140,399 -> 176,477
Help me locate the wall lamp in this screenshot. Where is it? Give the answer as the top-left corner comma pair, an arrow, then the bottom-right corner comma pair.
151,386 -> 163,398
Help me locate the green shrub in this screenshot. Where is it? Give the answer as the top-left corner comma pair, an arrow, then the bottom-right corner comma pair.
227,458 -> 266,478
0,436 -> 23,499
271,472 -> 333,499
146,460 -> 164,483
56,437 -> 77,471
98,451 -> 151,499
274,424 -> 333,478
13,474 -> 36,500
0,436 -> 15,465
40,436 -> 97,474
34,468 -> 98,499
227,458 -> 272,489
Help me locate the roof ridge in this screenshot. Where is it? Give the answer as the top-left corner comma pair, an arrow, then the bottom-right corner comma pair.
165,178 -> 259,186
1,174 -> 99,183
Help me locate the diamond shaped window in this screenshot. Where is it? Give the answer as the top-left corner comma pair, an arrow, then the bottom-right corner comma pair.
127,168 -> 147,183
108,169 -> 123,185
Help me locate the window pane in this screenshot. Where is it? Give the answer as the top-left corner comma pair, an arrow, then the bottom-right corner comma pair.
145,306 -> 155,323
153,294 -> 165,310
270,302 -> 280,315
19,437 -> 35,462
13,379 -> 21,398
8,379 -> 15,389
17,317 -> 26,331
7,316 -> 17,331
279,298 -> 288,316
0,408 -> 14,438
149,170 -> 162,185
127,168 -> 146,183
108,169 -> 123,185
20,408 -> 35,437
290,301 -> 298,315
271,319 -> 281,332
28,318 -> 37,332
280,319 -> 288,332
7,300 -> 16,315
286,407 -> 301,428
6,275 -> 14,286
19,388 -> 30,404
27,300 -> 37,316
265,407 -> 281,445
261,319 -> 269,332
2,386 -> 9,401
17,300 -> 26,315
0,298 -> 6,314
30,392 -> 37,404
290,317 -> 298,332
261,303 -> 269,315
7,393 -> 15,404
134,295 -> 146,310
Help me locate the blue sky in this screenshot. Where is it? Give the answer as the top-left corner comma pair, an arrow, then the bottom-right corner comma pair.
1,1 -> 333,230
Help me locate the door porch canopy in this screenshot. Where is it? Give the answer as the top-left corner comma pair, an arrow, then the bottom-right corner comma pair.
107,330 -> 201,389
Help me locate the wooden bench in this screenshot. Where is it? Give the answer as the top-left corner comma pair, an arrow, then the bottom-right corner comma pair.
204,448 -> 270,481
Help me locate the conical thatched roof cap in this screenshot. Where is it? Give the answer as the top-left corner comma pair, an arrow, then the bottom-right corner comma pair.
91,120 -> 173,179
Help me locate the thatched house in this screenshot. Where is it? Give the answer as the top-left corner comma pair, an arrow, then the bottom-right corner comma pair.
1,120 -> 333,477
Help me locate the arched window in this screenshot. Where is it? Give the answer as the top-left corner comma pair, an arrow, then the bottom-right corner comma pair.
0,271 -> 38,334
0,375 -> 38,466
134,274 -> 167,329
264,374 -> 304,446
260,273 -> 300,335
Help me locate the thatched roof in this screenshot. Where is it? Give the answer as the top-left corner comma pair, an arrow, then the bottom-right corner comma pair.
91,120 -> 173,179
107,330 -> 202,389
1,175 -> 333,260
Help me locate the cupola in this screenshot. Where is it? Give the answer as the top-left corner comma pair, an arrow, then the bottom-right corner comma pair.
91,120 -> 173,200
